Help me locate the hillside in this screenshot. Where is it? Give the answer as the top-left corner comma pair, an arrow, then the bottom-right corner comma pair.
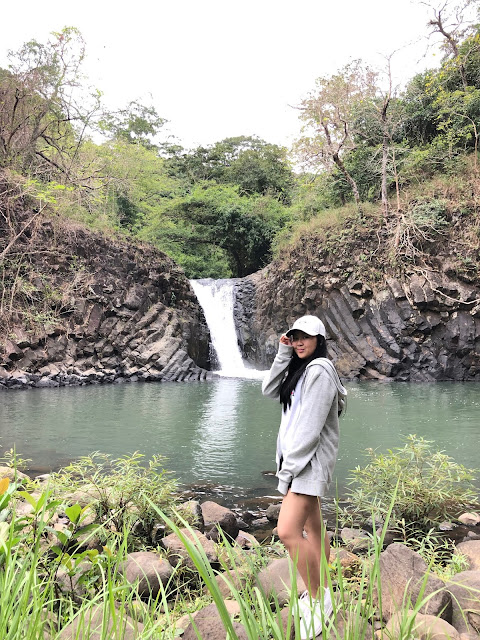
236,165 -> 480,381
0,171 -> 211,389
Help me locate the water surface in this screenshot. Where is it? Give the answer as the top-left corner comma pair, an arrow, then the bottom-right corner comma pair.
1,379 -> 478,500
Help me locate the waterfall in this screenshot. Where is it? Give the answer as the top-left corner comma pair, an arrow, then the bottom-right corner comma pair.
190,279 -> 266,380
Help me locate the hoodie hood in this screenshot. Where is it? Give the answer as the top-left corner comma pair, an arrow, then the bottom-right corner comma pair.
307,357 -> 348,412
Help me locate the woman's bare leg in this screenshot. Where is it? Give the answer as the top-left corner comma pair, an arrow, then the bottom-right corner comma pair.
277,490 -> 330,598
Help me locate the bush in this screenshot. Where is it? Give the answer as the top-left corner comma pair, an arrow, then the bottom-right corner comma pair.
340,434 -> 479,534
51,451 -> 183,548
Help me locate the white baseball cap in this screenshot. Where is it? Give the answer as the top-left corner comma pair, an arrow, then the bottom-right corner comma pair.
286,315 -> 326,338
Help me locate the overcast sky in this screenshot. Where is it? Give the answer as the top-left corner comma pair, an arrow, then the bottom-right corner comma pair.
2,0 -> 452,150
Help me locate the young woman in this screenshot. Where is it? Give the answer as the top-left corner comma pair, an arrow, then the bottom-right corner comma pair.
262,315 -> 347,639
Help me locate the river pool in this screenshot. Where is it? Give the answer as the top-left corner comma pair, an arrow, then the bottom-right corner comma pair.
0,378 -> 479,503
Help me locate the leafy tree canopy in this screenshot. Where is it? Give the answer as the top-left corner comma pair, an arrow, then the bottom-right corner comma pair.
164,136 -> 294,203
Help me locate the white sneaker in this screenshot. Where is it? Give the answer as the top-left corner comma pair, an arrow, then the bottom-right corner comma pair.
298,589 -> 333,639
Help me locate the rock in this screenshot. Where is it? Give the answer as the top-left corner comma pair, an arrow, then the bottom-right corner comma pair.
456,541 -> 480,571
340,527 -> 371,552
375,543 -> 452,622
250,516 -> 270,530
214,567 -> 249,598
9,328 -> 31,349
329,548 -> 361,577
255,557 -> 307,607
201,501 -> 240,541
458,513 -> 480,526
266,503 -> 282,523
58,604 -> 144,639
0,466 -> 29,483
160,527 -> 217,570
123,284 -> 147,310
439,521 -> 457,531
245,260 -> 480,381
177,500 -> 205,532
385,611 -> 460,640
4,339 -> 23,361
0,220 -> 211,388
55,561 -> 93,602
446,570 -> 480,635
183,602 -> 249,640
280,606 -> 296,640
235,530 -> 260,549
120,552 -> 174,598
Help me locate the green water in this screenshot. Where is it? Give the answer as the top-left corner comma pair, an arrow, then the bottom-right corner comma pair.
0,379 -> 479,499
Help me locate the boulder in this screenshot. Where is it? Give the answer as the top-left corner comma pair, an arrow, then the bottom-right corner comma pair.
120,551 -> 174,598
329,548 -> 361,578
255,557 -> 307,607
177,500 -> 205,532
459,513 -> 480,527
236,530 -> 260,549
0,466 -> 29,483
214,567 -> 249,598
446,570 -> 480,635
58,604 -> 144,639
385,611 -> 460,640
375,543 -> 452,622
456,541 -> 480,571
160,527 -> 217,570
340,527 -> 371,552
266,503 -> 282,523
201,501 -> 240,541
325,609 -> 373,640
280,606 -> 296,640
182,602 -> 248,640
55,561 -> 93,602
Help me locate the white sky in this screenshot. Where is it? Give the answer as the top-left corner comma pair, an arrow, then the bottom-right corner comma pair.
2,0 -> 451,150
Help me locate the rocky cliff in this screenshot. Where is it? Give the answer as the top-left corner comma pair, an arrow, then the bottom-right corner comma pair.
235,247 -> 480,382
0,210 -> 212,389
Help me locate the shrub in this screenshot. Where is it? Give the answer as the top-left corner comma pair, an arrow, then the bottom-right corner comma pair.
51,451 -> 183,548
340,434 -> 479,534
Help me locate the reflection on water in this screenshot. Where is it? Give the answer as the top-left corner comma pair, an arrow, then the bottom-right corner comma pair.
193,378 -> 241,481
0,380 -> 479,498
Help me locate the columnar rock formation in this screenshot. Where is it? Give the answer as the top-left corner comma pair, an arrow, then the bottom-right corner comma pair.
0,219 -> 212,389
234,264 -> 480,381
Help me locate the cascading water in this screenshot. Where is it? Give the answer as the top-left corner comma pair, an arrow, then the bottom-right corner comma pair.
190,278 -> 266,379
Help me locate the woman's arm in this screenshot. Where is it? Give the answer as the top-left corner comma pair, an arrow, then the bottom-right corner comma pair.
277,368 -> 337,495
261,341 -> 293,399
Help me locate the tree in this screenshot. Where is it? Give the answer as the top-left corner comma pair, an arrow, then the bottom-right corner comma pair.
425,0 -> 479,89
142,183 -> 288,277
295,61 -> 378,208
163,136 -> 294,202
99,101 -> 166,150
0,28 -> 101,183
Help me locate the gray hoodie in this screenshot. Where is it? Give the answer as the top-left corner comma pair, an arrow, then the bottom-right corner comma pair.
262,343 -> 347,497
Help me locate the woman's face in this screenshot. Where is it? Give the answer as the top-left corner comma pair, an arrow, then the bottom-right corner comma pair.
290,331 -> 318,359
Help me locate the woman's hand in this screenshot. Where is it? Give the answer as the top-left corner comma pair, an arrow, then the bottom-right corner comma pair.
280,334 -> 292,346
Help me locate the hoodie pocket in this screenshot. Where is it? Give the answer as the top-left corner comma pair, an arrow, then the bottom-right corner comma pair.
311,452 -> 330,483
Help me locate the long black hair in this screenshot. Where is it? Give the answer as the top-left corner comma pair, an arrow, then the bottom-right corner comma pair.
279,335 -> 327,412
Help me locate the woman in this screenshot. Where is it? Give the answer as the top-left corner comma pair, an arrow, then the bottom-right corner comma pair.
262,315 -> 347,639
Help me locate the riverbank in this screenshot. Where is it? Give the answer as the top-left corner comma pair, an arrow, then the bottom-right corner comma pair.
1,457 -> 480,639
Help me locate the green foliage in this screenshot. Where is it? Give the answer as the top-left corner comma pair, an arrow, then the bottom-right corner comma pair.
51,451 -> 182,548
164,136 -> 294,203
404,528 -> 469,580
142,182 -> 289,277
99,100 -> 166,150
341,435 -> 478,534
